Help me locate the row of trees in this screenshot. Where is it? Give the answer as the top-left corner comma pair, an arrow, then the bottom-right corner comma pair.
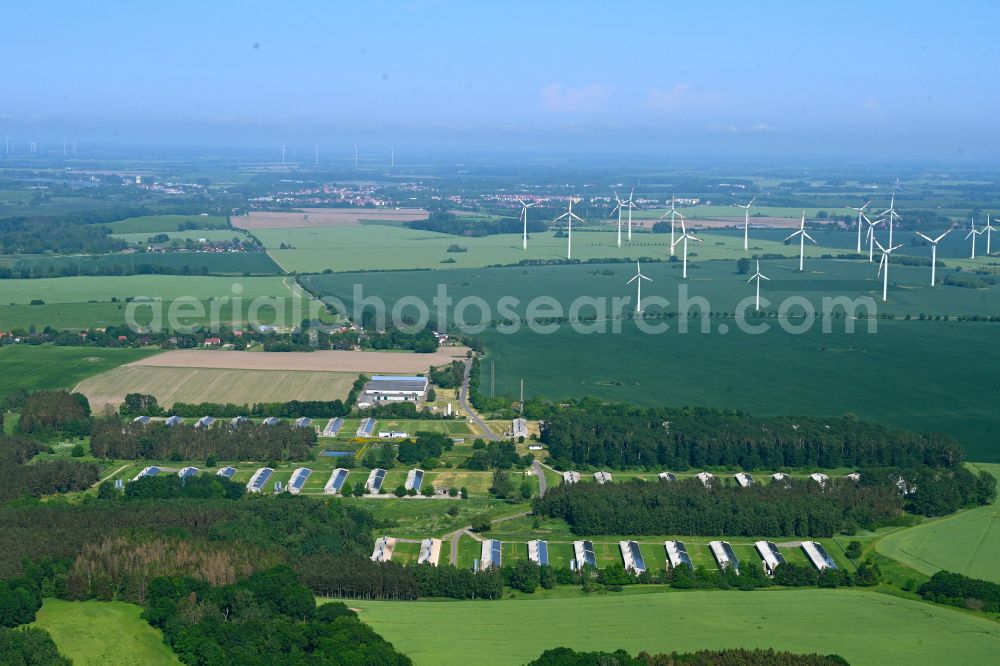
407,211 -> 546,237
528,647 -> 849,666
0,626 -> 71,665
533,477 -> 901,537
918,571 -> 1000,613
123,393 -> 354,419
539,402 -> 964,471
89,418 -> 316,461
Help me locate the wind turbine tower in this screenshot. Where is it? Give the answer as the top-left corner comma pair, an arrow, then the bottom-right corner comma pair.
881,193 -> 902,247
874,239 -> 904,302
984,214 -> 996,255
627,261 -> 653,315
747,259 -> 770,310
354,143 -> 358,166
965,219 -> 982,259
671,219 -> 702,279
731,195 -> 757,251
611,190 -> 624,247
625,187 -> 639,241
278,142 -> 287,164
915,229 -> 951,286
553,199 -> 584,260
517,199 -> 537,250
784,212 -> 817,272
657,195 -> 685,256
847,201 -> 872,254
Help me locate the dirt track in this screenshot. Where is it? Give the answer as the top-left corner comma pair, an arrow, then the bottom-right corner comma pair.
126,348 -> 470,373
233,208 -> 429,229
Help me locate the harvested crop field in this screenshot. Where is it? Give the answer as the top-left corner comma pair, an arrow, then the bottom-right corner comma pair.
233,208 -> 429,229
75,366 -> 362,411
124,348 -> 470,372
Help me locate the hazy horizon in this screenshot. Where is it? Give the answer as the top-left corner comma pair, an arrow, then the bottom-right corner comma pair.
3,1 -> 999,161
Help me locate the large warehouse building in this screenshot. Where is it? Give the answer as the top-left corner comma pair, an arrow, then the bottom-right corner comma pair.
358,375 -> 429,406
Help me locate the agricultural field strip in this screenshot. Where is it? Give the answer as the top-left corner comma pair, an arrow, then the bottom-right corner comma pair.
124,348 -> 471,372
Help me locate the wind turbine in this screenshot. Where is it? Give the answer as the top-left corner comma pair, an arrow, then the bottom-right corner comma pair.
624,187 -> 639,241
278,142 -> 287,164
965,219 -> 982,259
915,229 -> 951,286
517,199 -> 537,250
879,193 -> 902,247
746,259 -> 769,310
553,198 -> 584,260
610,190 -> 624,247
865,215 -> 883,262
784,212 -> 817,272
846,201 -> 872,253
731,195 -> 757,251
354,143 -> 358,166
874,239 -> 904,302
671,219 -> 702,279
984,214 -> 996,255
627,261 -> 652,314
657,195 -> 685,256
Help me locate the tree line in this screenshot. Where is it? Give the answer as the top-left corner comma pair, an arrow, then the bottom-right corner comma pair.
122,393 -> 354,419
528,647 -> 849,666
539,401 -> 964,471
89,418 -> 316,461
406,211 -> 546,237
0,626 -> 72,665
532,477 -> 904,537
16,391 -> 91,437
918,571 -> 1000,613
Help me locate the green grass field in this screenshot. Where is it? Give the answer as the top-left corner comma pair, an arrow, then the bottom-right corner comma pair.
0,345 -> 160,400
31,599 -> 180,665
0,274 -> 324,329
0,275 -> 291,304
876,463 -> 1000,582
104,214 -> 230,233
349,589 -> 1000,665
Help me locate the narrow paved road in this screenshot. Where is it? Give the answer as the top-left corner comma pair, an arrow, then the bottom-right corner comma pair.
533,460 -> 547,498
459,357 -> 498,441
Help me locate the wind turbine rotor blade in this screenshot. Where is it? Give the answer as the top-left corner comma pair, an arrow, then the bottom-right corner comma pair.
784,231 -> 799,242
803,232 -> 817,243
889,243 -> 903,252
934,229 -> 952,242
641,274 -> 652,282
760,274 -> 770,280
746,275 -> 755,284
627,275 -> 638,284
874,238 -> 886,252
915,231 -> 933,243
877,254 -> 886,277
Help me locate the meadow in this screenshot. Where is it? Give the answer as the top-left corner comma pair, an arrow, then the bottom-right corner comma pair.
350,589 -> 1000,665
74,366 -> 362,411
0,345 -> 160,400
875,463 -> 1000,582
31,599 -> 180,666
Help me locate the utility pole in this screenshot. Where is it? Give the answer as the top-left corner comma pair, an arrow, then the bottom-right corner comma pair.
519,379 -> 524,414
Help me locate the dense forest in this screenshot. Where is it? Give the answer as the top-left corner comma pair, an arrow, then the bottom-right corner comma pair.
89,418 -> 316,460
16,391 -> 91,437
539,402 -> 963,470
533,477 -> 900,537
144,568 -> 412,665
528,647 -> 849,666
0,626 -> 71,665
0,434 -> 99,502
406,211 -> 546,236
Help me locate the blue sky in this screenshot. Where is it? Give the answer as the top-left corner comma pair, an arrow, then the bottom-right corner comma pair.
3,0 -> 1000,158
